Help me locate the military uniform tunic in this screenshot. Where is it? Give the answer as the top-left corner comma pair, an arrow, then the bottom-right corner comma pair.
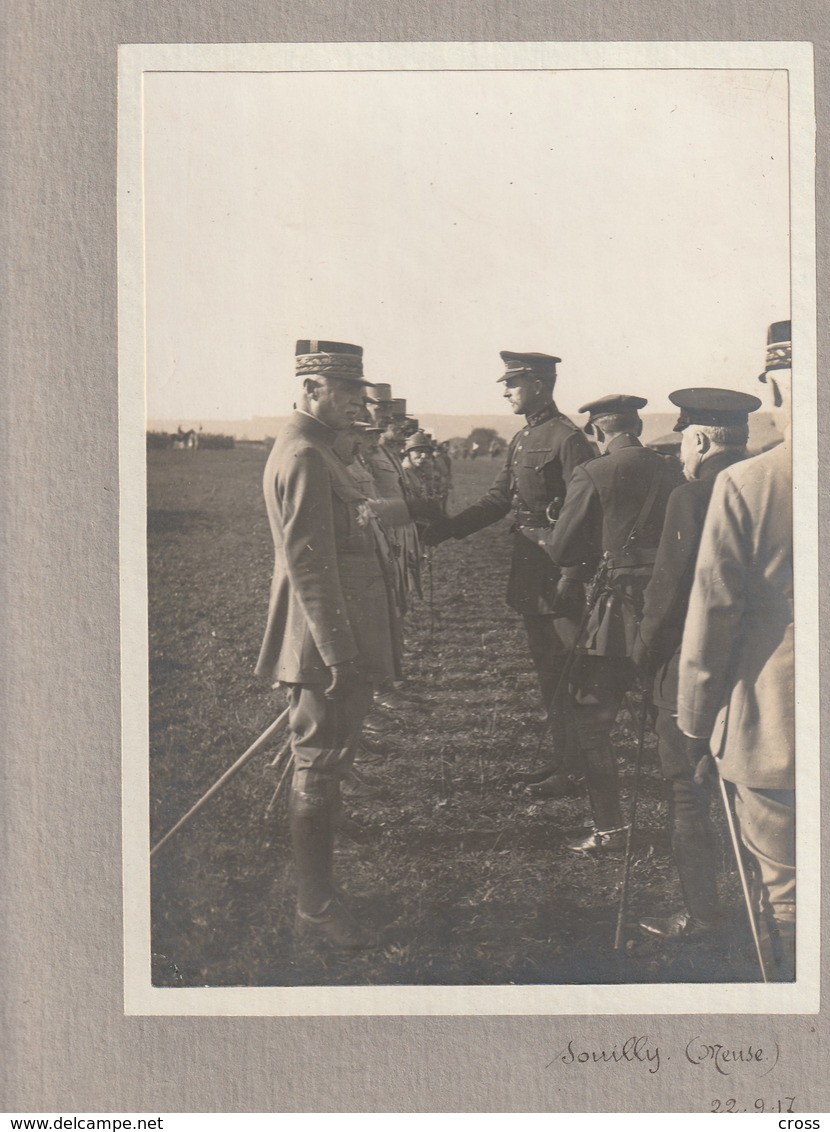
449,404 -> 594,613
630,449 -> 746,924
543,431 -> 682,830
444,403 -> 593,766
546,433 -> 684,656
256,411 -> 397,686
633,450 -> 745,720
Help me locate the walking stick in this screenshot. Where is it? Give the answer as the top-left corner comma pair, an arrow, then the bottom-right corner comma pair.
717,774 -> 769,983
427,546 -> 435,637
614,687 -> 651,949
268,734 -> 293,768
265,750 -> 295,815
150,705 -> 290,860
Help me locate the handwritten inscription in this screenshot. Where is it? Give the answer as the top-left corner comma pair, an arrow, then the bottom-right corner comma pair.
550,1036 -> 782,1078
686,1037 -> 780,1077
550,1037 -> 663,1074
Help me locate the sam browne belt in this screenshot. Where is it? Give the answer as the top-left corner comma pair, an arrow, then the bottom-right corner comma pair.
512,500 -> 562,528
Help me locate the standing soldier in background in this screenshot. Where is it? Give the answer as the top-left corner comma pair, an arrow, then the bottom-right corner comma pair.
632,388 -> 761,940
364,384 -> 423,709
255,341 -> 395,949
678,322 -> 795,979
543,395 -> 683,852
348,419 -> 407,690
424,351 -> 594,797
365,385 -> 422,597
402,429 -> 445,534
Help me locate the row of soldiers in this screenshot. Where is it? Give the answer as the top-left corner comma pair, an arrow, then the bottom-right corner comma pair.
255,325 -> 794,979
327,382 -> 452,708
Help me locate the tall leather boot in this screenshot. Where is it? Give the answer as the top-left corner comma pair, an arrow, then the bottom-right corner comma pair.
671,815 -> 720,927
289,782 -> 335,916
290,780 -> 372,950
520,669 -> 582,796
641,825 -> 721,938
566,743 -> 626,853
584,742 -> 623,831
639,779 -> 720,941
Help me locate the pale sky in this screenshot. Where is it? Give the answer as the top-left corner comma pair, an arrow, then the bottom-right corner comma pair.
143,68 -> 790,421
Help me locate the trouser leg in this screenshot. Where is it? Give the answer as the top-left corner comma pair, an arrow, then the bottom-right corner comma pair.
656,707 -> 720,924
734,784 -> 796,978
287,682 -> 373,914
571,656 -> 632,830
522,614 -> 580,771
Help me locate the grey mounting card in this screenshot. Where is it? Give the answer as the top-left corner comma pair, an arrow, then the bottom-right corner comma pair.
4,4 -> 828,1114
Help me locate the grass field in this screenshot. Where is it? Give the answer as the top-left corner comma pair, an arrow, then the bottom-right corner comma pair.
148,447 -> 761,987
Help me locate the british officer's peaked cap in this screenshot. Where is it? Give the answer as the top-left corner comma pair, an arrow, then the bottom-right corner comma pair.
498,351 -> 561,383
578,393 -> 647,433
669,388 -> 762,432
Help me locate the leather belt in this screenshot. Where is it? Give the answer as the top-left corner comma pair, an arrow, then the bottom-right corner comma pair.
513,507 -> 552,527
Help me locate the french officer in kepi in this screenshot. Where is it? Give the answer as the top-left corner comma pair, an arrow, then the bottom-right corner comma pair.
255,340 -> 396,949
424,350 -> 595,794
543,394 -> 683,852
633,388 -> 761,940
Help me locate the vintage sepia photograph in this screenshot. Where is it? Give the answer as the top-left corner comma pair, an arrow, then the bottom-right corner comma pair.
119,42 -> 818,1015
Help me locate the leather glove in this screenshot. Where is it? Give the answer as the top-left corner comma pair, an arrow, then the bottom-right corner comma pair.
422,517 -> 455,547
324,659 -> 369,700
685,735 -> 715,784
551,575 -> 586,620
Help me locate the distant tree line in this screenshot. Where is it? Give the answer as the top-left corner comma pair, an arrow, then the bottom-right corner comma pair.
445,428 -> 506,459
146,430 -> 235,450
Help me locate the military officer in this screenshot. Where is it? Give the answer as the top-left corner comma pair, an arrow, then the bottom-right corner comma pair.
542,394 -> 683,852
678,322 -> 795,978
424,350 -> 595,794
632,388 -> 761,940
362,385 -> 424,709
347,420 -> 406,687
366,387 -> 412,493
365,385 -> 423,587
255,340 -> 396,949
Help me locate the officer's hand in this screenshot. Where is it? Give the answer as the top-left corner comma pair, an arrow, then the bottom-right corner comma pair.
422,517 -> 455,547
685,736 -> 715,783
325,659 -> 368,700
632,636 -> 657,681
551,575 -> 586,620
